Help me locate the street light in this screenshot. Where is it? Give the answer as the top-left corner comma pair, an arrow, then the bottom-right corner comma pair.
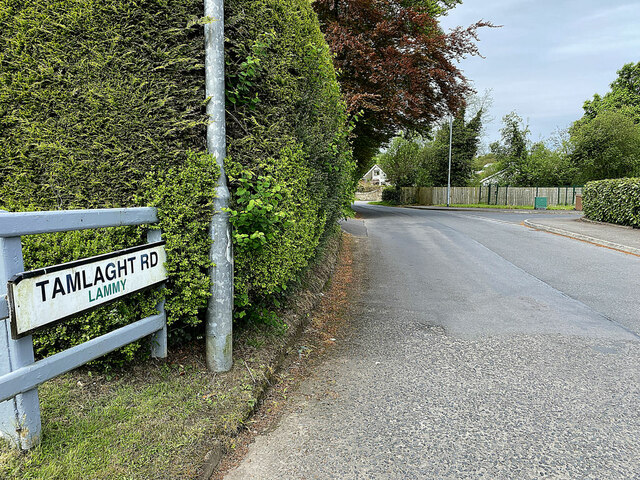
204,0 -> 233,373
447,116 -> 453,207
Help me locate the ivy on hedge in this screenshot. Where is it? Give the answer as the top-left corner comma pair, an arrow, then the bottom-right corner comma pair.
583,178 -> 640,227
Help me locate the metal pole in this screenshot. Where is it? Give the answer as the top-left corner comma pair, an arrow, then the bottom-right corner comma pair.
0,230 -> 41,449
447,116 -> 453,207
204,0 -> 233,372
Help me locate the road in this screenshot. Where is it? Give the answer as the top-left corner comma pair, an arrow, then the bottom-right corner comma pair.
224,203 -> 640,479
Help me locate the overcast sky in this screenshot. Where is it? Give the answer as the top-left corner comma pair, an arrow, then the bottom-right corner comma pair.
439,0 -> 640,148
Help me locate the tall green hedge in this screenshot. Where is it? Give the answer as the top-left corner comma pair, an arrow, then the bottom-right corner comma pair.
583,178 -> 640,227
224,0 -> 354,313
0,0 -> 353,361
0,0 -> 208,208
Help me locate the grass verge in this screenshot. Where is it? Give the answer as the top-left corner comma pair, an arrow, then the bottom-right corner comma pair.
0,231 -> 345,480
434,203 -> 576,210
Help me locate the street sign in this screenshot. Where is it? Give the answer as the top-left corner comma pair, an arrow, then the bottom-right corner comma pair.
7,242 -> 167,339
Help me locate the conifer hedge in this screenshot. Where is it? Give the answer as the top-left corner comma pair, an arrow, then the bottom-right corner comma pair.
0,0 -> 353,363
224,0 -> 354,313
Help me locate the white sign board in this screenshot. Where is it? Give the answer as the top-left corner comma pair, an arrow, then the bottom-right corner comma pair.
7,242 -> 167,339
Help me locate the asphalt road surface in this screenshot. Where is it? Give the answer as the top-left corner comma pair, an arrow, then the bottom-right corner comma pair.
224,203 -> 640,479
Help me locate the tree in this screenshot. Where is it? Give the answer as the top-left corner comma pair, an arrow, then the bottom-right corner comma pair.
377,135 -> 425,186
495,112 -> 529,185
568,62 -> 640,183
569,108 -> 640,182
313,0 -> 493,173
581,62 -> 640,123
525,142 -> 575,186
426,107 -> 482,186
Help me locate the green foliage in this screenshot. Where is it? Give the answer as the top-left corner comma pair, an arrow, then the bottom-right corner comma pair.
568,63 -> 640,185
0,0 -> 207,209
427,108 -> 483,186
473,153 -> 498,171
377,135 -> 425,187
226,148 -> 325,314
225,0 -> 354,315
569,108 -> 640,183
494,112 -> 530,185
12,152 -> 217,366
582,62 -> 640,122
0,0 -> 213,363
524,142 -> 576,186
141,152 -> 218,335
486,64 -> 640,188
487,113 -> 578,187
0,0 -> 354,363
583,178 -> 640,227
381,186 -> 402,204
377,108 -> 483,188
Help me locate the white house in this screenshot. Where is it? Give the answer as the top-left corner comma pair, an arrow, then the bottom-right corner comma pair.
480,169 -> 507,186
361,164 -> 389,186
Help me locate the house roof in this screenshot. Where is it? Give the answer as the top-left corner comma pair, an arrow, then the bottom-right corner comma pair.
362,164 -> 386,179
480,169 -> 507,185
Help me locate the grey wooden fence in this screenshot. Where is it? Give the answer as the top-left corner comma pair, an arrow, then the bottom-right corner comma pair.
400,186 -> 583,207
0,208 -> 166,450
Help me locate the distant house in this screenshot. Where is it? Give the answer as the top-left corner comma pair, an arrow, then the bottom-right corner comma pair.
480,169 -> 507,186
361,164 -> 389,186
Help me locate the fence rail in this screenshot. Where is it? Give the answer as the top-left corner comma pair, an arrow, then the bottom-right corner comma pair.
400,186 -> 583,207
0,207 -> 158,237
0,207 -> 166,450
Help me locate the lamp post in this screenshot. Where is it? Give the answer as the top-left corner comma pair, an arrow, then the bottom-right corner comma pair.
204,0 -> 233,372
447,116 -> 453,207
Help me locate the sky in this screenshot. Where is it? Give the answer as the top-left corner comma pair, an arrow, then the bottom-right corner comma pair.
439,0 -> 640,148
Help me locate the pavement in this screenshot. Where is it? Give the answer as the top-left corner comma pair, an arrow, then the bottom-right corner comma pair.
407,205 -> 640,256
223,204 -> 640,479
523,215 -> 640,256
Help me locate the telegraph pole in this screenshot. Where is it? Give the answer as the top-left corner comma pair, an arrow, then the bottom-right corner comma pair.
204,0 -> 233,372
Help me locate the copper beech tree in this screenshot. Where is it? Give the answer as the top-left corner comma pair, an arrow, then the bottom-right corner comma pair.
313,0 -> 493,172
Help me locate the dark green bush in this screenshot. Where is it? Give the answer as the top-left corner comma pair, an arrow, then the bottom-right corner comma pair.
382,186 -> 402,204
583,178 -> 640,227
0,0 -> 353,361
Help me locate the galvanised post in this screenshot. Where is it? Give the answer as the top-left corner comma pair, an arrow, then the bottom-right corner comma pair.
204,0 -> 233,372
0,233 -> 41,449
147,228 -> 167,359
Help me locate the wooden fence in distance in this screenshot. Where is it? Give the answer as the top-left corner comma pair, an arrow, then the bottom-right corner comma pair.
400,186 -> 583,207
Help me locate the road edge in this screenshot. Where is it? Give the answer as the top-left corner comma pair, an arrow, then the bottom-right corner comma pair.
524,219 -> 640,257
